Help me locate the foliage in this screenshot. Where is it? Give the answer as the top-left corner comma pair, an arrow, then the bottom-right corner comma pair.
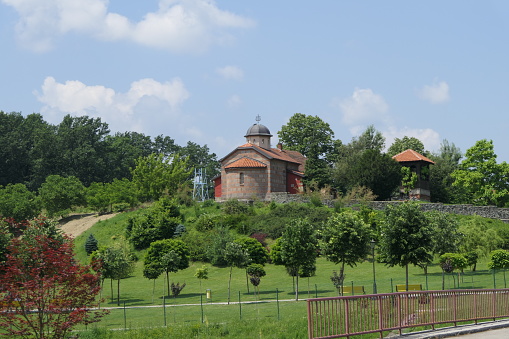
222,199 -> 250,215
488,250 -> 509,270
0,183 -> 41,222
0,220 -> 12,263
333,149 -> 402,200
278,218 -> 318,300
207,227 -> 234,266
387,136 -> 426,156
319,211 -> 372,287
429,140 -> 462,203
38,174 -> 86,217
426,210 -> 462,256
234,237 -> 269,265
378,202 -> 434,287
439,253 -> 468,273
126,197 -> 182,249
451,139 -> 509,207
0,222 -> 106,338
131,153 -> 192,202
143,239 -> 190,296
91,241 -> 136,305
247,203 -> 331,238
277,113 -> 338,187
400,166 -> 418,196
85,233 -> 99,255
224,241 -> 250,303
458,215 -> 503,258
194,265 -> 209,290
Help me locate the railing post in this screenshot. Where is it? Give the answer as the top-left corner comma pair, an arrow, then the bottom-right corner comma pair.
307,300 -> 314,339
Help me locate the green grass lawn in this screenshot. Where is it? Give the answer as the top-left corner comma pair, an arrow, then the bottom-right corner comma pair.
70,211 -> 509,338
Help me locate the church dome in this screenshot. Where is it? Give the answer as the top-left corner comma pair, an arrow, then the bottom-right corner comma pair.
245,123 -> 273,137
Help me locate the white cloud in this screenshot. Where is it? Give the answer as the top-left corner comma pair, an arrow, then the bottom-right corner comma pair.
337,88 -> 389,128
216,65 -> 244,81
227,94 -> 242,108
384,126 -> 441,153
418,81 -> 450,104
35,76 -> 190,134
2,0 -> 255,53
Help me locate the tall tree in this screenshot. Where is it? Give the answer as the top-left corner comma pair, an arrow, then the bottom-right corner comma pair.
54,115 -> 110,186
224,241 -> 250,304
131,153 -> 192,202
0,222 -> 106,338
278,218 -> 318,300
378,202 -> 434,289
451,139 -> 509,207
429,140 -> 462,203
387,136 -> 426,156
319,211 -> 372,292
278,113 -> 338,187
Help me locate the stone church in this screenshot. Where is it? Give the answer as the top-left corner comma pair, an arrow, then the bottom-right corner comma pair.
213,119 -> 306,201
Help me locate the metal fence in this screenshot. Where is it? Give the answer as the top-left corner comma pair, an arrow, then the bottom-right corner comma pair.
306,289 -> 509,339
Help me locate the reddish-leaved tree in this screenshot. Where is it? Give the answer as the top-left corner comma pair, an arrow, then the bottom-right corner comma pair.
0,226 -> 107,338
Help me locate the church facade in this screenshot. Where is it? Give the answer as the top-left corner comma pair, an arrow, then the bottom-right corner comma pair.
213,121 -> 305,201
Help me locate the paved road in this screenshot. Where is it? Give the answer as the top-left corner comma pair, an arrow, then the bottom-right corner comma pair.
455,327 -> 509,338
396,319 -> 509,338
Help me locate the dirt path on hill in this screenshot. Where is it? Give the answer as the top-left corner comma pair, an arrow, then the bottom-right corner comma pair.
58,213 -> 118,238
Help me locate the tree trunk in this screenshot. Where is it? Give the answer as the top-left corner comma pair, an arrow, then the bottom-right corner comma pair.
117,279 -> 120,306
245,270 -> 250,293
406,264 -> 409,291
110,279 -> 113,300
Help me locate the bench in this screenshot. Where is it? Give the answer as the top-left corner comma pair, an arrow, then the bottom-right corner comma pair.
396,284 -> 422,292
340,286 -> 365,295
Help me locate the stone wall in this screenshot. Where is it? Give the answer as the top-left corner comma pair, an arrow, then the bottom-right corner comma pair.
268,193 -> 509,222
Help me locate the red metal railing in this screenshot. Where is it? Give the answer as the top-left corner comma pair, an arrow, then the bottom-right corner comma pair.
307,289 -> 509,339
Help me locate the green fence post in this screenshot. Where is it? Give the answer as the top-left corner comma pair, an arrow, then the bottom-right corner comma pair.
163,296 -> 167,327
123,301 -> 126,330
239,291 -> 242,320
315,284 -> 318,298
276,288 -> 280,320
351,281 -> 354,295
493,269 -> 497,289
200,294 -> 204,323
391,278 -> 394,293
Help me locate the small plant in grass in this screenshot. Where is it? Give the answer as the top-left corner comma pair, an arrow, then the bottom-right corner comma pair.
171,282 -> 186,298
247,263 -> 266,299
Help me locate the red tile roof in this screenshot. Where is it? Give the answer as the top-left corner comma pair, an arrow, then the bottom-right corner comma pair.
237,143 -> 305,166
392,149 -> 435,164
224,157 -> 267,169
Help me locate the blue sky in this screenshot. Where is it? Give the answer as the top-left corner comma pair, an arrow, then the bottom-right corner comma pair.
1,0 -> 509,162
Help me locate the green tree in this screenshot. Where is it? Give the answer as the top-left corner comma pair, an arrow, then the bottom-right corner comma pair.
85,234 -> 98,255
387,136 -> 426,156
54,115 -> 110,186
235,237 -> 269,265
319,212 -> 372,293
333,149 -> 402,200
458,215 -> 503,258
429,140 -> 462,203
279,218 -> 318,300
143,239 -> 190,297
224,241 -> 250,304
426,210 -> 461,256
247,263 -> 266,299
38,175 -> 86,217
194,265 -> 209,291
131,153 -> 192,202
277,113 -> 338,187
439,253 -> 468,289
488,250 -> 509,285
451,139 -> 509,206
126,197 -> 182,249
378,202 -> 434,290
0,183 -> 41,221
91,242 -> 135,305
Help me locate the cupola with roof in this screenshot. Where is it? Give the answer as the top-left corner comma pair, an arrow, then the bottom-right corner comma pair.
244,115 -> 273,149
